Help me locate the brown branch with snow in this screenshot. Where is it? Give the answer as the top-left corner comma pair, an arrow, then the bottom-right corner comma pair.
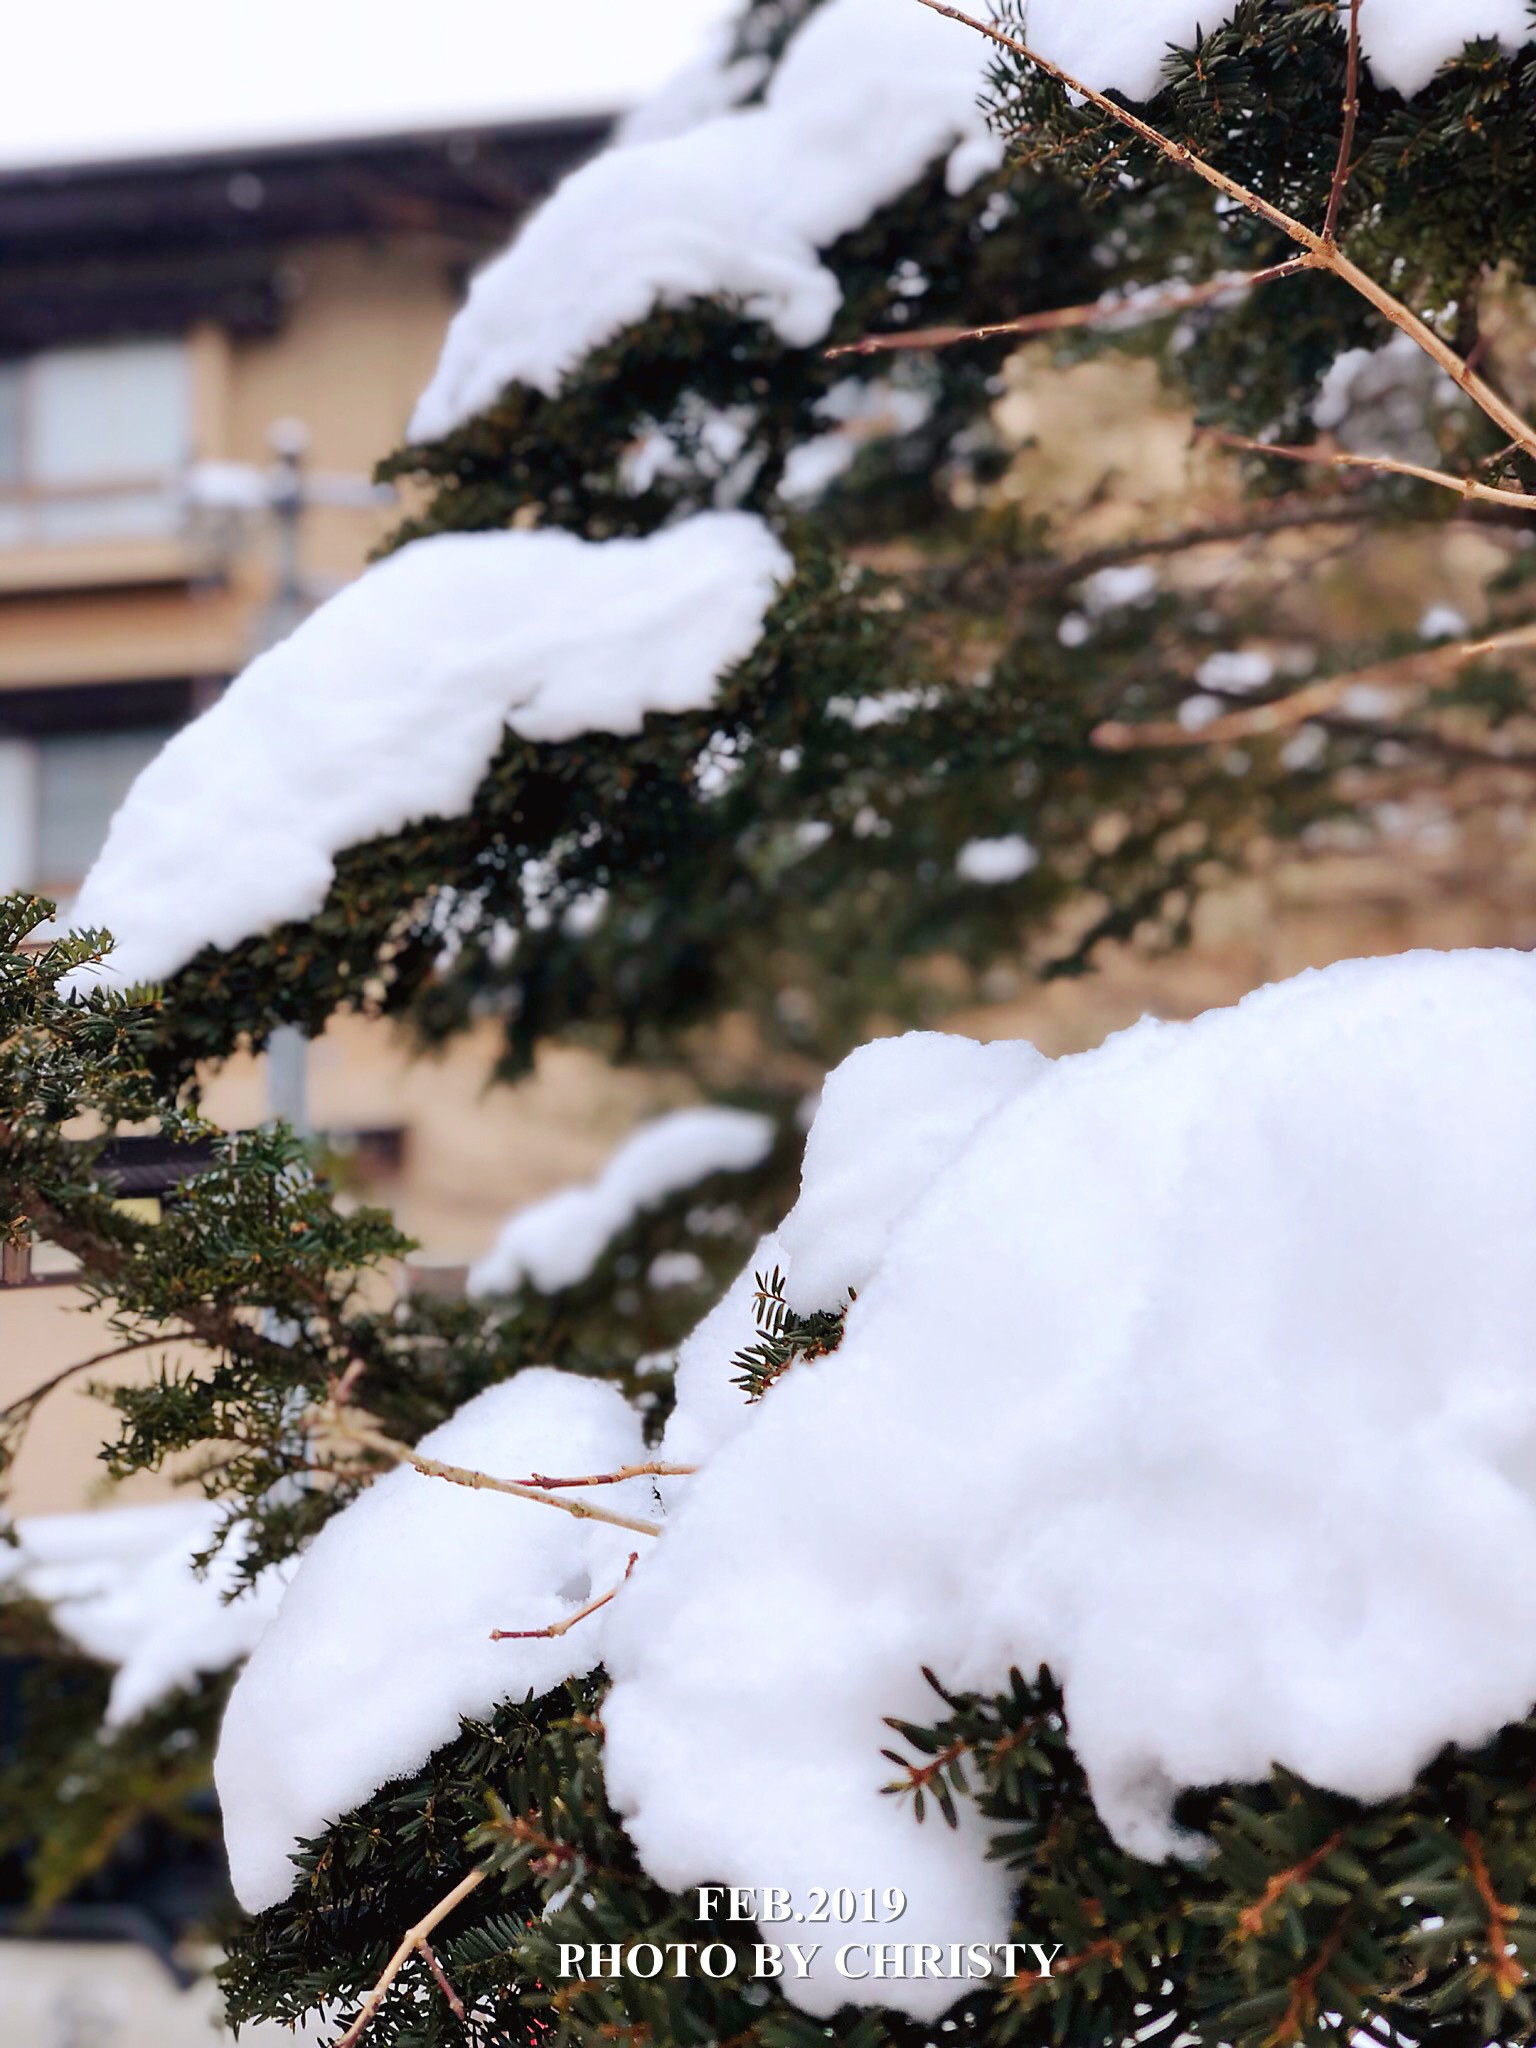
310,1401 -> 666,1540
334,1865 -> 487,2048
900,0 -> 1536,486
1092,622 -> 1536,752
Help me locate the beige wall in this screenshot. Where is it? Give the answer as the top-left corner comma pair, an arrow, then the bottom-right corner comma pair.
0,235 -> 462,691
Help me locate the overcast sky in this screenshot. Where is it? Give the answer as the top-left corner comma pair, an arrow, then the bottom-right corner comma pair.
0,0 -> 736,168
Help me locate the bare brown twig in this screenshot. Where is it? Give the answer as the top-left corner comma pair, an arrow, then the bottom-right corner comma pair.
518,1461 -> 695,1490
492,1550 -> 640,1641
1322,0 -> 1361,244
334,1865 -> 486,2048
1213,431 -> 1536,513
312,1404 -> 664,1540
1092,621 -> 1536,751
827,261 -> 1308,358
418,1940 -> 470,2026
0,1333 -> 169,1434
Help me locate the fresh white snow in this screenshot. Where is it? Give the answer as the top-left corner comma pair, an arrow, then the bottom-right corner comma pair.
601,950 -> 1536,2015
411,0 -> 1001,438
1020,0 -> 1533,102
72,514 -> 790,987
0,1501 -> 290,1729
218,950 -> 1536,2020
469,1106 -> 776,1296
955,834 -> 1039,885
217,1370 -> 658,1913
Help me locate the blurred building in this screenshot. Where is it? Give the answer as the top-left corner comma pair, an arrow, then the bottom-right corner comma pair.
0,119 -> 716,1522
0,118 -> 602,902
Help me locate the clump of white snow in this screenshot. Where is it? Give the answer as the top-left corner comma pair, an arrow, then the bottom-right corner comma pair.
411,0 -> 1001,438
601,950 -> 1536,2016
1419,603 -> 1470,642
1078,563 -> 1158,616
1196,648 -> 1275,695
216,953 -> 1536,2020
612,24 -> 771,150
1313,332 -> 1461,466
1019,0 -> 1533,102
0,1501 -> 290,1729
775,1031 -> 1047,1313
469,1107 -> 776,1297
72,514 -> 790,988
216,1370 -> 657,1913
955,834 -> 1039,885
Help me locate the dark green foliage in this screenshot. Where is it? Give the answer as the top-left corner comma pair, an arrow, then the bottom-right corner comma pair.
729,1264 -> 847,1399
226,1663 -> 1536,2048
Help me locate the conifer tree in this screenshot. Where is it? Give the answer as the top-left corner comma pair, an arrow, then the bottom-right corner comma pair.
7,3 -> 1536,2043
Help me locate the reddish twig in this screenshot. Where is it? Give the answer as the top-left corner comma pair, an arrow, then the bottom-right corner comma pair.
518,1461 -> 695,1490
1322,0 -> 1361,243
1269,1914 -> 1350,2046
1007,1937 -> 1123,2000
334,1866 -> 487,2048
312,1406 -> 664,1540
492,1552 -> 640,1641
418,1939 -> 470,2025
828,261 -> 1308,359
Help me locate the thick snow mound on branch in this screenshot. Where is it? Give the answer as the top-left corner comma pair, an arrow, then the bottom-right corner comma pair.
1022,0 -> 1532,102
411,0 -> 1001,438
603,950 -> 1536,2018
73,514 -> 790,988
775,1031 -> 1046,1314
470,1106 -> 776,1297
217,1371 -> 656,1913
0,1501 -> 289,1729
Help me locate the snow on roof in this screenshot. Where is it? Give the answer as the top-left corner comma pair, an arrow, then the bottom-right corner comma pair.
1021,0 -> 1534,103
469,1106 -> 776,1297
72,513 -> 790,988
410,0 -> 1003,438
0,1500 -> 290,1729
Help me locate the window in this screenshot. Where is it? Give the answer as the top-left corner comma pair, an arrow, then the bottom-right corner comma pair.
34,729 -> 175,892
0,681 -> 195,900
0,339 -> 192,549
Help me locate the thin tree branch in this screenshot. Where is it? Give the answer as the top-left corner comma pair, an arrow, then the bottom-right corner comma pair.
828,261 -> 1311,358
517,1461 -> 695,1490
491,1551 -> 640,1641
1322,0 -> 1361,243
312,1404 -> 664,1539
914,0 -> 1536,462
1213,431 -> 1536,513
1093,621 -> 1536,750
418,1940 -> 470,2026
334,1865 -> 487,2048
0,1334 -> 169,1431
988,496 -> 1403,606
